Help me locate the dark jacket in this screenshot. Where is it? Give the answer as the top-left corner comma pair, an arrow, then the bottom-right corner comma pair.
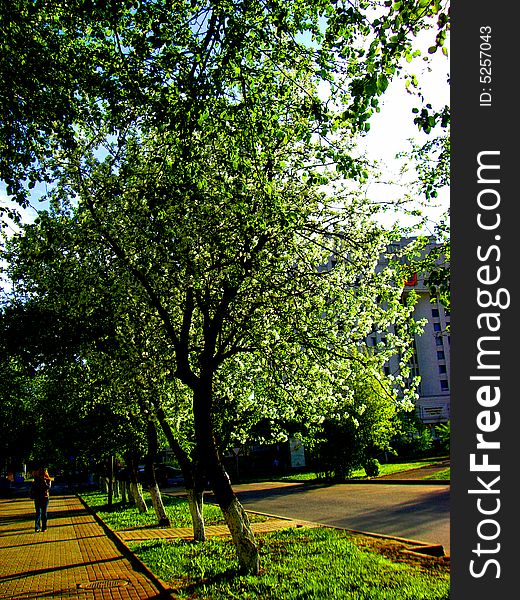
30,477 -> 51,500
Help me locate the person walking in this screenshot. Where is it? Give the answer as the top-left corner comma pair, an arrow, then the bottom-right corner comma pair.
30,468 -> 52,532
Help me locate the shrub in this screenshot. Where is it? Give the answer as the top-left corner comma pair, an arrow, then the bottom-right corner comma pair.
308,368 -> 398,481
435,421 -> 450,454
363,457 -> 381,477
391,411 -> 433,458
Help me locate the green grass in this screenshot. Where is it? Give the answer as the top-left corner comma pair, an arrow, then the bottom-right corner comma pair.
130,528 -> 450,599
349,460 -> 441,479
425,468 -> 450,480
272,458 -> 448,483
81,491 -> 450,600
80,491 -> 267,530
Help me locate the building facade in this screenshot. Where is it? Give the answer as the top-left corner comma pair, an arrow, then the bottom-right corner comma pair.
404,276 -> 451,427
383,238 -> 451,429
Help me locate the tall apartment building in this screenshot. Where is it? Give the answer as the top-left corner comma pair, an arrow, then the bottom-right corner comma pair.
403,276 -> 450,428
380,238 -> 451,430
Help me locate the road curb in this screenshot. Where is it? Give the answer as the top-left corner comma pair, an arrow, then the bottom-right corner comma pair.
345,479 -> 450,485
243,509 -> 449,558
336,527 -> 449,558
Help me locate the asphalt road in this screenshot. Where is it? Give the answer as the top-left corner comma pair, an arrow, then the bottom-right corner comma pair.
228,481 -> 450,554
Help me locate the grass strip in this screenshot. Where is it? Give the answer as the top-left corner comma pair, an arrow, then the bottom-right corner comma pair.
130,528 -> 450,599
424,468 -> 450,481
81,491 -> 449,600
271,459 -> 448,483
80,491 -> 267,530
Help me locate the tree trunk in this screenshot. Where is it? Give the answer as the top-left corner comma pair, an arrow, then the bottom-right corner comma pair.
120,480 -> 128,503
155,406 -> 206,541
221,495 -> 259,573
107,456 -> 114,507
194,375 -> 260,574
186,488 -> 206,541
209,462 -> 260,574
144,420 -> 171,527
129,481 -> 148,513
148,483 -> 170,526
127,454 -> 148,513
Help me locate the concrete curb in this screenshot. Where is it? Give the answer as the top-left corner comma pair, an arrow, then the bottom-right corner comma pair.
244,508 -> 449,558
344,479 -> 450,485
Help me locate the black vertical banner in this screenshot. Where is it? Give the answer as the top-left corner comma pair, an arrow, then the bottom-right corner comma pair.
451,2 -> 517,598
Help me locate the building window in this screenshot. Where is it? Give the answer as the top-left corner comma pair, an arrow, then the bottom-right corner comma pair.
433,322 -> 442,332
440,380 -> 449,391
435,336 -> 444,346
437,351 -> 445,360
439,365 -> 447,374
432,308 -> 440,318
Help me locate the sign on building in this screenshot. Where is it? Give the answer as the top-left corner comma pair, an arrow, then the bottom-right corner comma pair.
289,437 -> 306,468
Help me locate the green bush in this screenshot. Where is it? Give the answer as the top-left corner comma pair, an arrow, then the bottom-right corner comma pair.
391,411 -> 433,458
363,457 -> 381,477
307,364 -> 398,481
435,421 -> 450,454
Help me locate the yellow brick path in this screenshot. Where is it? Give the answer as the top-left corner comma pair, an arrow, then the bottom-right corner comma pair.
0,494 -> 168,599
116,516 -> 319,543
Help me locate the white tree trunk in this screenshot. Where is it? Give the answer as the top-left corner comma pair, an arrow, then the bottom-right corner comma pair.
130,482 -> 148,513
222,496 -> 260,574
186,488 -> 206,541
148,484 -> 170,526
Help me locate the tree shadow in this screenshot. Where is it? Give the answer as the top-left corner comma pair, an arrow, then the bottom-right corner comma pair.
167,567 -> 241,597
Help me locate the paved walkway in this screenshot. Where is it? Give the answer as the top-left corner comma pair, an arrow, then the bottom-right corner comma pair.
0,494 -> 318,599
0,495 -> 167,600
116,515 -> 318,544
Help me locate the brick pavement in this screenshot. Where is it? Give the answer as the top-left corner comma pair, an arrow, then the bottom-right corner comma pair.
116,516 -> 319,544
0,494 -> 168,600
